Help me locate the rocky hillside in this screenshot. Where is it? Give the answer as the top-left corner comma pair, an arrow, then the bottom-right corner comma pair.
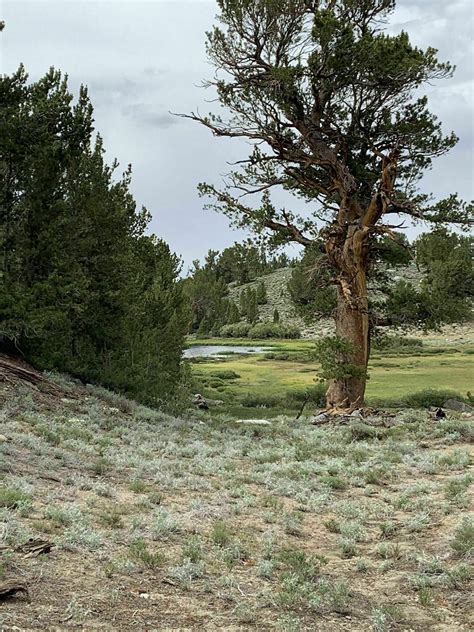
227,266 -> 473,343
228,267 -> 333,338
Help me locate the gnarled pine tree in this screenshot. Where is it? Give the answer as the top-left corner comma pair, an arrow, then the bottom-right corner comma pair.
184,0 -> 471,409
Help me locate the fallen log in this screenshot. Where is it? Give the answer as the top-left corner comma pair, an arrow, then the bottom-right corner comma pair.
17,538 -> 54,558
0,580 -> 29,601
0,353 -> 65,396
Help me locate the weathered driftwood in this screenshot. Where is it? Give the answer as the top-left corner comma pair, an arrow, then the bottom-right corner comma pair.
0,356 -> 43,384
18,538 -> 54,558
0,580 -> 29,601
0,354 -> 65,396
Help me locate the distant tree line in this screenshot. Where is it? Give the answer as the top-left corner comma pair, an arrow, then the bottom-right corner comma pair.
387,229 -> 473,328
183,242 -> 289,336
185,226 -> 472,341
0,66 -> 188,405
289,231 -> 473,329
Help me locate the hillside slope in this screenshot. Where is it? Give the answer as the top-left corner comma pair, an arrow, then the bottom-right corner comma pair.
1,360 -> 473,630
227,266 -> 473,343
228,267 -> 333,338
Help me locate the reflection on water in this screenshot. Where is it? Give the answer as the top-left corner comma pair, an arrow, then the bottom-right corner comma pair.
183,345 -> 273,359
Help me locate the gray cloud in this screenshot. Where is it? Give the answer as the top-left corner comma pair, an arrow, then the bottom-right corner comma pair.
122,103 -> 177,128
88,77 -> 141,100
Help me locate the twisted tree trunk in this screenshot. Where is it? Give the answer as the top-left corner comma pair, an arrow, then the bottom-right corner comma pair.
325,218 -> 371,410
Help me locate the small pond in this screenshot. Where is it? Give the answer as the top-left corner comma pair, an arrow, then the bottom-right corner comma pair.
183,345 -> 274,359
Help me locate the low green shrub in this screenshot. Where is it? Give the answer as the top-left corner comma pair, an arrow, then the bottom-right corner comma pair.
219,321 -> 301,339
434,419 -> 474,442
287,383 -> 326,406
451,517 -> 474,558
350,423 -> 386,441
371,389 -> 469,409
219,322 -> 251,338
373,335 -> 423,351
208,378 -> 225,388
0,488 -> 31,509
240,393 -> 282,408
321,474 -> 347,490
402,389 -> 468,409
209,370 -> 240,380
444,475 -> 472,501
129,539 -> 165,569
277,547 -> 321,581
211,520 -> 232,547
264,352 -> 290,360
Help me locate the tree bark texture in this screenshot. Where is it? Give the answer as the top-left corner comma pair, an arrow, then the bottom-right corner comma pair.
325,217 -> 371,409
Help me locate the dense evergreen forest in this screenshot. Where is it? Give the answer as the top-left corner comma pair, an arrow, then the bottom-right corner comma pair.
182,242 -> 296,337
0,66 -> 188,405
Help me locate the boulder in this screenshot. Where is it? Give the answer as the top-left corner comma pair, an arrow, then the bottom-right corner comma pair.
193,394 -> 209,410
443,399 -> 472,413
310,412 -> 331,425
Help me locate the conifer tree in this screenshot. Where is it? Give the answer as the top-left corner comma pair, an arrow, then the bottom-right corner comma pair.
239,289 -> 248,318
0,66 -> 187,404
227,301 -> 241,324
256,281 -> 268,305
184,0 -> 471,408
246,289 -> 258,323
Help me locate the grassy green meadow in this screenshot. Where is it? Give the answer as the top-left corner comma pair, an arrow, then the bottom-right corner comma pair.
188,338 -> 474,417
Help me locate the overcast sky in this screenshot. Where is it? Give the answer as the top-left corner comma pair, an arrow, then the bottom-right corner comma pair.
2,0 -> 473,269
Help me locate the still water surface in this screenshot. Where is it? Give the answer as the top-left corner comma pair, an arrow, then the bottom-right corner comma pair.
183,345 -> 273,359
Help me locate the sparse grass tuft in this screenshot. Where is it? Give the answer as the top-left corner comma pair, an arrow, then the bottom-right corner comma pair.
0,488 -> 31,509
340,538 -> 357,558
356,558 -> 371,573
151,509 -> 179,539
444,475 -> 472,501
148,491 -> 164,506
129,479 -> 148,493
371,605 -> 405,631
170,558 -> 205,589
98,507 -> 124,529
60,523 -> 103,551
283,512 -> 304,537
379,521 -> 397,539
211,520 -> 232,547
129,538 -> 165,569
234,604 -> 256,624
277,547 -> 321,582
324,517 -> 341,533
450,517 -> 474,558
377,543 -> 402,560
45,505 -> 83,526
418,586 -> 434,607
321,474 -> 347,490
182,536 -> 204,563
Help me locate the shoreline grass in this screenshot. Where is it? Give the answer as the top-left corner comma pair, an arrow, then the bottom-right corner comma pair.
187,338 -> 473,416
